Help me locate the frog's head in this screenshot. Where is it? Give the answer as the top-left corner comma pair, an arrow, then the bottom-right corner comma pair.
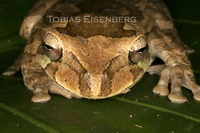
19,0 -> 151,98
38,28 -> 151,99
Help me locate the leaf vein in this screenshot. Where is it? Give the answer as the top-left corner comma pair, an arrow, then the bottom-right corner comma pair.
0,102 -> 60,133
113,97 -> 200,123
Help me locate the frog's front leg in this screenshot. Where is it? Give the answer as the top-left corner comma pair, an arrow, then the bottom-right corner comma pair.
22,53 -> 76,103
147,30 -> 200,103
21,55 -> 51,103
21,32 -> 77,103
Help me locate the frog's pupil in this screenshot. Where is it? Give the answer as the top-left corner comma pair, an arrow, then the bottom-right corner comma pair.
43,43 -> 54,50
137,46 -> 147,53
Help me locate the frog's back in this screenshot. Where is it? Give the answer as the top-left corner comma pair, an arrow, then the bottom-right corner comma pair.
42,0 -> 160,38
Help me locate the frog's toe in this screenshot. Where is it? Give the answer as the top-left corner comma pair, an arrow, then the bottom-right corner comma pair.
183,72 -> 200,101
152,67 -> 170,96
31,93 -> 51,103
168,93 -> 188,103
153,85 -> 169,96
193,91 -> 200,101
49,82 -> 82,99
169,66 -> 189,103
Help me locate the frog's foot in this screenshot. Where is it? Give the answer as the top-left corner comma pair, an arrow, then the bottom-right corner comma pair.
49,82 -> 82,99
31,84 -> 81,103
152,65 -> 200,103
31,88 -> 51,103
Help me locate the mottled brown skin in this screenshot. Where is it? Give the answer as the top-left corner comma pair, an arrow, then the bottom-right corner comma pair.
3,0 -> 200,103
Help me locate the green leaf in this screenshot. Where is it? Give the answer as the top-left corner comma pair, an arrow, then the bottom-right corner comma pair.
1,0 -> 200,133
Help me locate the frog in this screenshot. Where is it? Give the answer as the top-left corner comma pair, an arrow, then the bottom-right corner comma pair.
3,0 -> 200,103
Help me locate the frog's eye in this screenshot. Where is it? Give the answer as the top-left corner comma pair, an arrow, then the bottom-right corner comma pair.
41,33 -> 62,61
128,36 -> 147,64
